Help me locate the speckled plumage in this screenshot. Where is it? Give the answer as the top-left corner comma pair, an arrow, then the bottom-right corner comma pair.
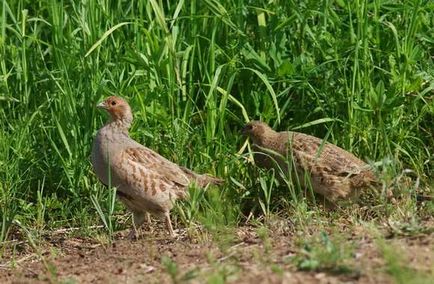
242,121 -> 377,202
91,96 -> 223,238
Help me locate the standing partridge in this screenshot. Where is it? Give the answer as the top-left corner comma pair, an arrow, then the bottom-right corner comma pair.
91,96 -> 223,238
242,121 -> 378,202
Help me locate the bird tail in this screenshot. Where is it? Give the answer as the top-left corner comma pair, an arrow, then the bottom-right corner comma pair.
349,169 -> 379,188
180,167 -> 224,188
197,174 -> 225,187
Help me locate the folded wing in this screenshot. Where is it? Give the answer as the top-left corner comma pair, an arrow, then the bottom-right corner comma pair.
113,147 -> 191,199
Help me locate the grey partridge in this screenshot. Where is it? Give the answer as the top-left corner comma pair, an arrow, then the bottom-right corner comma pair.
91,96 -> 223,238
242,121 -> 378,202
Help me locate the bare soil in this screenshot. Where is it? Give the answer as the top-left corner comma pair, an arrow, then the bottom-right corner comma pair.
1,219 -> 433,284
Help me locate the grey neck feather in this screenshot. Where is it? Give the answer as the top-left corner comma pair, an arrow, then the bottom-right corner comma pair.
255,129 -> 278,146
108,113 -> 133,132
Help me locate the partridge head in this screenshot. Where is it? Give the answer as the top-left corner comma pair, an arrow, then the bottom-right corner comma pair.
242,121 -> 275,145
96,96 -> 133,124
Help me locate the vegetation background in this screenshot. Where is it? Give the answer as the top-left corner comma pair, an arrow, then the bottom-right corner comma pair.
0,0 -> 433,280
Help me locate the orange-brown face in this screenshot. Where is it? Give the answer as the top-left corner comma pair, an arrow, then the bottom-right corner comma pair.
241,121 -> 271,142
96,96 -> 132,121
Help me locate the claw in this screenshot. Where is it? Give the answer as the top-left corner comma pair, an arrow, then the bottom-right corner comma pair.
127,228 -> 138,240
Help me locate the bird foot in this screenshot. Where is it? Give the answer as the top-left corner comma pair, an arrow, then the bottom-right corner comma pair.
126,229 -> 139,240
169,230 -> 179,239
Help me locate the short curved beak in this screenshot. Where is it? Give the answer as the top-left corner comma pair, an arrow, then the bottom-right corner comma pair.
96,101 -> 106,109
241,125 -> 248,136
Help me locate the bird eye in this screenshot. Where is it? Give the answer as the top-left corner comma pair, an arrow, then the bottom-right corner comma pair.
111,101 -> 117,106
246,124 -> 253,130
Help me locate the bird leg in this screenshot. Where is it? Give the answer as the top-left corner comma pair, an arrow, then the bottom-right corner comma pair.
127,211 -> 147,240
164,212 -> 175,237
143,212 -> 154,233
146,212 -> 152,226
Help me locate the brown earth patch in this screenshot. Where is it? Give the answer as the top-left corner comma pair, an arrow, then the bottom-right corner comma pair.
1,220 -> 433,283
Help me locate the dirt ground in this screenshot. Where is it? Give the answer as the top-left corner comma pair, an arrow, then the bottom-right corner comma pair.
1,219 -> 433,284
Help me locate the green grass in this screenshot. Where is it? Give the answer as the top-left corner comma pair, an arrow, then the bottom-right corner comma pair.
378,239 -> 434,284
292,231 -> 355,274
0,0 -> 433,277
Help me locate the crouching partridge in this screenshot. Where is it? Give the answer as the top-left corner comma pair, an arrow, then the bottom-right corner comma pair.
91,96 -> 223,238
242,121 -> 378,202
